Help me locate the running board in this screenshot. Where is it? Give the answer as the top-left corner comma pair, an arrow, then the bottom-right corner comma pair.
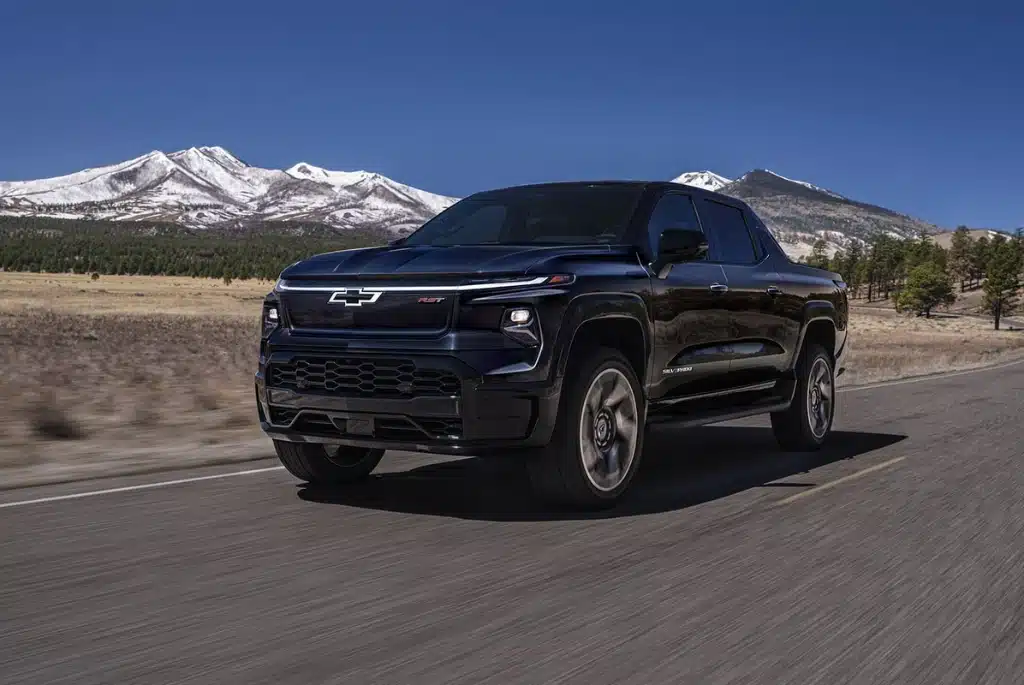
646,377 -> 797,428
647,397 -> 792,428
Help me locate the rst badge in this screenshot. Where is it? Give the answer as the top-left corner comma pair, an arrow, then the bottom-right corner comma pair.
327,289 -> 382,307
417,297 -> 446,304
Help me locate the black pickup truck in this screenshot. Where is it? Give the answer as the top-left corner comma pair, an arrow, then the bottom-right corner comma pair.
255,180 -> 849,509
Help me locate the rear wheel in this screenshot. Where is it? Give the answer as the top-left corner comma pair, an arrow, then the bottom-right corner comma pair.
771,342 -> 835,451
274,441 -> 385,485
526,347 -> 645,509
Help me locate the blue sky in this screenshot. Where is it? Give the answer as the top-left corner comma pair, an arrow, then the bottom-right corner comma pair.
2,0 -> 1022,230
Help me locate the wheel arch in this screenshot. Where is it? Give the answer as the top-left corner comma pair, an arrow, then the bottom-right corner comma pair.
792,304 -> 838,369
554,293 -> 651,390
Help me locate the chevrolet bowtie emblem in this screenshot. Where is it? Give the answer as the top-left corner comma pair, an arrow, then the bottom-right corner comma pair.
327,289 -> 383,307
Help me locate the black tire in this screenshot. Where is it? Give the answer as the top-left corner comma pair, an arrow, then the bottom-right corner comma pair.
274,441 -> 385,485
771,342 -> 835,451
526,346 -> 646,510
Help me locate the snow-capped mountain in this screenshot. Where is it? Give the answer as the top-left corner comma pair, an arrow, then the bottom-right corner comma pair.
673,167 -> 939,259
718,169 -> 939,259
2,149 -> 947,260
755,169 -> 847,201
671,170 -> 732,192
0,146 -> 459,233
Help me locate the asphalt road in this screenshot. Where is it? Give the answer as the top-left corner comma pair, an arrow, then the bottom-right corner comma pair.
3,362 -> 1023,684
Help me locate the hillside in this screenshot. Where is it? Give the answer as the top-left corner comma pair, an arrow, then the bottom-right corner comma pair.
0,215 -> 387,281
673,169 -> 940,260
929,227 -> 1005,250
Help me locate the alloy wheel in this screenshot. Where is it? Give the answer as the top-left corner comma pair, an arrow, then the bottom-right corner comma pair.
578,368 -> 639,492
806,357 -> 833,439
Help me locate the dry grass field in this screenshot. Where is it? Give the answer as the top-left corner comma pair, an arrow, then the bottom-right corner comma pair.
843,304 -> 1024,385
0,274 -> 272,487
2,272 -> 1023,488
0,271 -> 273,316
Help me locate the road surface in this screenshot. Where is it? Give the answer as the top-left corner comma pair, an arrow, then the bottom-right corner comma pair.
3,361 -> 1023,684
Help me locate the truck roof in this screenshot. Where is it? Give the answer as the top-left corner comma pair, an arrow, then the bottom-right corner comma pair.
471,179 -> 744,207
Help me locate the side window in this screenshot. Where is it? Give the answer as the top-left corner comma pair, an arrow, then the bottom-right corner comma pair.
698,199 -> 758,264
751,213 -> 787,260
646,193 -> 704,258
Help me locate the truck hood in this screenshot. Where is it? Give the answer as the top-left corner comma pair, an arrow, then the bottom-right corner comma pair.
280,243 -> 635,280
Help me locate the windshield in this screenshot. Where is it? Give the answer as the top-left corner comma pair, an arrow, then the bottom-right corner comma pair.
400,185 -> 643,247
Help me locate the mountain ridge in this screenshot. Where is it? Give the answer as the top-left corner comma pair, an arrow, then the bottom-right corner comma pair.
0,147 -> 459,234
672,168 -> 941,259
1,147 -> 959,259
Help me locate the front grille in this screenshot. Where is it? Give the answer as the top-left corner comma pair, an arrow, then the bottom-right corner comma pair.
267,357 -> 461,398
282,291 -> 451,331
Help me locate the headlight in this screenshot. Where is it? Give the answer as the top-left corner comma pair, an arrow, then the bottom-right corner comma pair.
501,306 -> 540,347
262,303 -> 280,338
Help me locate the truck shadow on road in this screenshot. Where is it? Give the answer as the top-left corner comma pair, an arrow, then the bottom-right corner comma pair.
297,426 -> 907,521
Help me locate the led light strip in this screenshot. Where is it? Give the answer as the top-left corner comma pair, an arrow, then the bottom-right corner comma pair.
275,276 -> 554,293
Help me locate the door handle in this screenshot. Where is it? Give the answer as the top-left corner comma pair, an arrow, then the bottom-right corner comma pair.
709,283 -> 729,293
766,286 -> 782,296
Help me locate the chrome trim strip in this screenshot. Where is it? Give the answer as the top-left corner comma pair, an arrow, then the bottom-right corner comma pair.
487,318 -> 544,376
277,276 -> 552,293
656,380 -> 778,406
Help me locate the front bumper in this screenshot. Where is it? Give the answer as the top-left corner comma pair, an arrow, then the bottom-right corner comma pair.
255,350 -> 561,455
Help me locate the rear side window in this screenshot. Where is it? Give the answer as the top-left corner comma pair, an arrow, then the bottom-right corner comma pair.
646,193 -> 704,258
751,213 -> 788,261
698,199 -> 758,264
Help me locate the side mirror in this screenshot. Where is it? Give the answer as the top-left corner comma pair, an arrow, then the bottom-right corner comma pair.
653,228 -> 708,276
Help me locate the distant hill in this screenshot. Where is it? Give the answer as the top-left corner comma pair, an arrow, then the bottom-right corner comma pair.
673,168 -> 940,259
929,227 -> 1009,250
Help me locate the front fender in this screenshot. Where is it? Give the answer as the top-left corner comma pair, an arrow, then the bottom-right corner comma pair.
552,292 -> 651,380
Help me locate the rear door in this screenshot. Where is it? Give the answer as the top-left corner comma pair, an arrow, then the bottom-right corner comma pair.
695,197 -> 789,386
645,190 -> 734,402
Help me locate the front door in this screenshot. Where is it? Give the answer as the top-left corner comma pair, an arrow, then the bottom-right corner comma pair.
645,191 -> 734,402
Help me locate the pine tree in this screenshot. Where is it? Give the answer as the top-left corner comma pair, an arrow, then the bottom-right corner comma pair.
843,242 -> 864,298
829,248 -> 846,275
948,226 -> 973,291
970,235 -> 991,286
983,239 -> 1021,330
808,237 -> 830,269
854,259 -> 870,300
897,262 -> 955,318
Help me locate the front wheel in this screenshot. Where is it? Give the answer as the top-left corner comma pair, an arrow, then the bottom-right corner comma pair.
274,441 -> 385,485
770,343 -> 835,451
526,347 -> 646,509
